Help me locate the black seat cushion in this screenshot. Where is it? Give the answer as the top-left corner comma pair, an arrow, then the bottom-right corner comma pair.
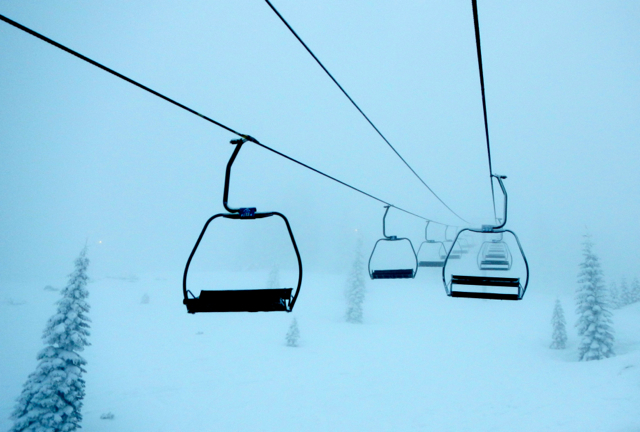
371,269 -> 414,279
452,275 -> 519,287
184,288 -> 293,313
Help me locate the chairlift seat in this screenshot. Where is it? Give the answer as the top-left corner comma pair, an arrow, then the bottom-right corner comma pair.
449,275 -> 521,300
486,253 -> 507,259
371,269 -> 415,279
184,288 -> 293,313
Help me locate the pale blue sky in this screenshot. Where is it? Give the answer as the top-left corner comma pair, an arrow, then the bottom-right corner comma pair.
1,1 -> 638,293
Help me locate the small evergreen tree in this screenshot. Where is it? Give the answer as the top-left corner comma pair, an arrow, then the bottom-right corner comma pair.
285,317 -> 300,347
631,277 -> 640,304
619,277 -> 632,307
608,281 -> 621,309
550,299 -> 568,349
345,237 -> 366,323
10,247 -> 91,432
575,235 -> 614,361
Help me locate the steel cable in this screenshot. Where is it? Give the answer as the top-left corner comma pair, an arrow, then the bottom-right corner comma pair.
263,0 -> 469,225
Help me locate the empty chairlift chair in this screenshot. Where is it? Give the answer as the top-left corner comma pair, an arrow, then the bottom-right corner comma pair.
417,221 -> 447,268
442,175 -> 529,300
182,138 -> 302,313
368,206 -> 418,279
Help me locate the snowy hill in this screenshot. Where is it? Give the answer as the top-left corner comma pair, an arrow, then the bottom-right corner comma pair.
2,270 -> 639,431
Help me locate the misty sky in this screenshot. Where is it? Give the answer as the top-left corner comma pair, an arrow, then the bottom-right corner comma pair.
1,1 -> 639,295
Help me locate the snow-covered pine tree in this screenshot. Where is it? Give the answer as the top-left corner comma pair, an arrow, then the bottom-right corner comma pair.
575,235 -> 614,361
267,265 -> 280,289
285,317 -> 300,347
344,237 -> 366,324
10,247 -> 91,432
550,299 -> 568,349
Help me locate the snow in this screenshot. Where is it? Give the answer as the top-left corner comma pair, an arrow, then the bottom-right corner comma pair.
2,270 -> 639,431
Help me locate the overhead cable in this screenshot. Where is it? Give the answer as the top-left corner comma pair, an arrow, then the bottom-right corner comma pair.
263,0 -> 469,225
0,12 -> 449,226
471,0 -> 498,222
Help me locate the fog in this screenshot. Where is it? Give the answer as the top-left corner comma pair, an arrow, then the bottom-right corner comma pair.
1,1 -> 639,297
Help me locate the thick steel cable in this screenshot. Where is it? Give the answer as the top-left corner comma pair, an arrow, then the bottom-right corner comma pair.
263,0 -> 469,225
471,0 -> 498,222
0,12 -> 450,226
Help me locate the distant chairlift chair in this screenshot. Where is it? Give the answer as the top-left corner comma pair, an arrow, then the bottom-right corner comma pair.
477,235 -> 512,271
182,137 -> 303,313
417,221 -> 447,268
368,206 -> 418,279
442,175 -> 529,300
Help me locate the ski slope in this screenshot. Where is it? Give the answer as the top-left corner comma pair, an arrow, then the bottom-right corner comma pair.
2,269 -> 639,431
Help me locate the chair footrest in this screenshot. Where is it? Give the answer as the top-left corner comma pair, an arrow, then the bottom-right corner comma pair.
184,288 -> 293,313
418,261 -> 445,268
371,269 -> 414,279
450,275 -> 522,301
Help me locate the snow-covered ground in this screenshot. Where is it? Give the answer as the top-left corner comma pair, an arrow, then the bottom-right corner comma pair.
2,269 -> 639,431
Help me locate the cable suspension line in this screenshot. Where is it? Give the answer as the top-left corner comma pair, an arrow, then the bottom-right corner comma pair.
471,0 -> 498,222
0,12 -> 451,227
263,0 -> 469,225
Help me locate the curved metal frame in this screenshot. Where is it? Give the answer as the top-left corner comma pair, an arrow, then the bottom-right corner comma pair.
417,221 -> 447,267
441,175 -> 529,300
444,226 -> 463,259
182,139 -> 303,312
368,206 -> 418,279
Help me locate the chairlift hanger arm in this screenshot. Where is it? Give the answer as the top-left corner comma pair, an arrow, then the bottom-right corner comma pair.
223,137 -> 262,216
382,205 -> 395,239
487,174 -> 507,230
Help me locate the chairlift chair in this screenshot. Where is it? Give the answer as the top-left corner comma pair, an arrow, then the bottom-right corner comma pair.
477,235 -> 512,271
417,221 -> 447,268
368,206 -> 418,279
442,175 -> 529,300
182,138 -> 303,313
